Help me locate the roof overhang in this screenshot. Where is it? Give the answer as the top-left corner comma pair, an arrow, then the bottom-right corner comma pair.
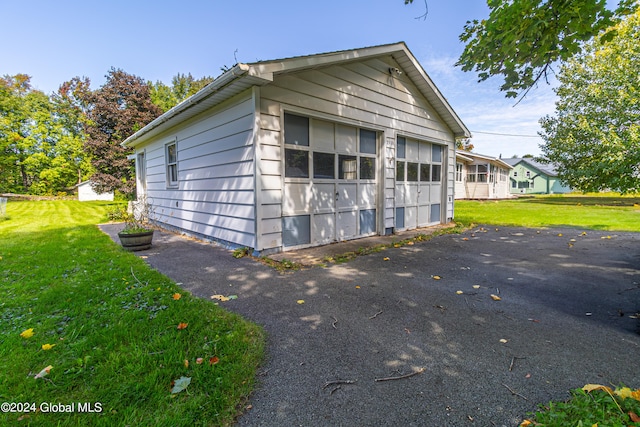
123,42 -> 470,148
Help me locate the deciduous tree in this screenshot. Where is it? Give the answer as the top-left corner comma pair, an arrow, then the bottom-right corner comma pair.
84,68 -> 162,197
539,8 -> 640,193
149,73 -> 214,112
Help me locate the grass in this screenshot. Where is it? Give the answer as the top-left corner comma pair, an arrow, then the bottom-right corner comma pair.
455,193 -> 640,232
0,200 -> 264,427
521,386 -> 640,426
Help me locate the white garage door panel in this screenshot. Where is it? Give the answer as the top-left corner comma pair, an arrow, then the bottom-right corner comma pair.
406,185 -> 419,205
359,183 -> 377,208
337,210 -> 357,240
313,213 -> 336,244
337,183 -> 357,209
430,184 -> 442,203
283,182 -> 312,214
312,183 -> 336,213
405,206 -> 418,229
417,205 -> 429,225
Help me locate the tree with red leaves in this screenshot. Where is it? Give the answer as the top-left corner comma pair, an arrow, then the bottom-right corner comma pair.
84,68 -> 161,197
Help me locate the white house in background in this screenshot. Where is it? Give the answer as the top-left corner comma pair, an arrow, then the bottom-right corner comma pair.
77,180 -> 114,201
122,42 -> 470,255
455,152 -> 513,199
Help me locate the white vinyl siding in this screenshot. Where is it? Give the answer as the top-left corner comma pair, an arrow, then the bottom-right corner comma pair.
138,92 -> 257,248
257,57 -> 455,250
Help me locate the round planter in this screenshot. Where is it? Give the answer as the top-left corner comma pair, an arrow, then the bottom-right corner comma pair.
118,230 -> 154,251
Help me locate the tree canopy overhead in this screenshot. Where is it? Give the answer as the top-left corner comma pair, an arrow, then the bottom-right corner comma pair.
406,0 -> 638,98
539,7 -> 640,193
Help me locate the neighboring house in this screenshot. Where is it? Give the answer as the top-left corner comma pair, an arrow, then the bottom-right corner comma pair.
502,158 -> 571,194
122,42 -> 470,254
77,180 -> 114,201
455,152 -> 512,199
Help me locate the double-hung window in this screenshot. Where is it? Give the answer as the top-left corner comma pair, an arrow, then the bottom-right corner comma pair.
166,141 -> 178,188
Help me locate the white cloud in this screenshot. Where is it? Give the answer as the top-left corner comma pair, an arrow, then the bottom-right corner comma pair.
421,54 -> 558,158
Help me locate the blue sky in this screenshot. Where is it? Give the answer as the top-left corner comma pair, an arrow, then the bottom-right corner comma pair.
1,0 -> 558,157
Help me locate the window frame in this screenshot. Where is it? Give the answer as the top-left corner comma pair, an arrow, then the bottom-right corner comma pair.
165,140 -> 178,188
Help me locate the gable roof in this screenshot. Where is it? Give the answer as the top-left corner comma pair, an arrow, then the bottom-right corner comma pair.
456,151 -> 513,170
502,158 -> 559,177
123,42 -> 470,148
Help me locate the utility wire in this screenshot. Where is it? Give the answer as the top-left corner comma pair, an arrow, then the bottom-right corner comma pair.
472,130 -> 540,138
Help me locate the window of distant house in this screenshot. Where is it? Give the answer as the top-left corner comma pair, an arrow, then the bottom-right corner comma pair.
477,164 -> 488,182
456,163 -> 463,182
513,171 -> 518,177
166,141 -> 178,187
526,171 -> 531,178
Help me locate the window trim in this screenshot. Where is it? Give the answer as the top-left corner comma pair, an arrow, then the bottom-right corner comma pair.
165,139 -> 178,188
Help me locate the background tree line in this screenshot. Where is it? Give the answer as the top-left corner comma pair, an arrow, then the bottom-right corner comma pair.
0,70 -> 212,197
2,1 -> 638,198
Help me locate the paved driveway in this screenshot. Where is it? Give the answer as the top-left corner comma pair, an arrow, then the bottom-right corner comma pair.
102,224 -> 640,426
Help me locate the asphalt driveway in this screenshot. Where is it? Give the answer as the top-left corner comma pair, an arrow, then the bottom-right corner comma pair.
102,224 -> 640,426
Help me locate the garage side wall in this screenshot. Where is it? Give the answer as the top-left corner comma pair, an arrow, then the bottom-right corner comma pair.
136,91 -> 257,248
255,56 -> 456,252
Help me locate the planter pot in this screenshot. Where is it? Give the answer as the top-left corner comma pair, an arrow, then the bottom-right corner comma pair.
118,230 -> 154,251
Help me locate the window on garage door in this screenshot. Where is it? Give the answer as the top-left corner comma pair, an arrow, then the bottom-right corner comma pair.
282,113 -> 379,247
395,136 -> 444,230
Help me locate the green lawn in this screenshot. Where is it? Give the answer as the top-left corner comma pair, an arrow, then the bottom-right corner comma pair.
0,200 -> 264,427
454,194 -> 640,232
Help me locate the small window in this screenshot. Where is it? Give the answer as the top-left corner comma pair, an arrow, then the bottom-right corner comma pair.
396,161 -> 405,181
432,145 -> 442,163
477,164 -> 488,183
431,204 -> 441,222
526,171 -> 531,178
421,164 -> 431,182
284,113 -> 309,146
285,149 -> 309,178
360,157 -> 375,180
313,152 -> 335,179
513,171 -> 518,177
166,142 -> 178,187
360,129 -> 377,154
407,162 -> 419,182
455,163 -> 463,182
397,137 -> 406,159
339,155 -> 357,180
431,164 -> 441,182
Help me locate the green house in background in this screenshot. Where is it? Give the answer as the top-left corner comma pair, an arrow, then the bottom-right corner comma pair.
502,158 -> 572,195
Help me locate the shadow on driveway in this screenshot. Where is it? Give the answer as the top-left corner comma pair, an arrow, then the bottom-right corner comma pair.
100,223 -> 640,426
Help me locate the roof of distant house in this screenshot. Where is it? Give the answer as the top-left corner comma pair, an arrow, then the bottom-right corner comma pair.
502,157 -> 559,177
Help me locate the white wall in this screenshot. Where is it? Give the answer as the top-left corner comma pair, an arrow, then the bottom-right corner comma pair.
136,92 -> 257,248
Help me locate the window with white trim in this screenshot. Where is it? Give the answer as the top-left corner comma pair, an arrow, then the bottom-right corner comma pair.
165,141 -> 178,188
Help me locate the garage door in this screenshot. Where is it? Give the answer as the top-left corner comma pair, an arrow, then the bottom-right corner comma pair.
395,136 -> 443,230
282,113 -> 378,248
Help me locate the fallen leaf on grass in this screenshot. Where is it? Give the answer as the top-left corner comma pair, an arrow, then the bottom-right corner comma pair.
177,322 -> 188,330
209,356 -> 219,365
172,293 -> 182,300
34,365 -> 53,379
41,344 -> 56,351
490,294 -> 502,301
583,384 -> 613,394
629,411 -> 640,422
196,358 -> 204,365
20,328 -> 34,339
184,359 -> 189,368
171,376 -> 191,394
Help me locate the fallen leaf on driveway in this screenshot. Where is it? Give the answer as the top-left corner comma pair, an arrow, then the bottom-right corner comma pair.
473,285 -> 480,289
432,275 -> 441,280
499,339 -> 508,343
297,299 -> 305,304
211,294 -> 230,301
490,294 -> 502,301
456,290 -> 464,295
583,384 -> 613,393
383,257 -> 390,261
